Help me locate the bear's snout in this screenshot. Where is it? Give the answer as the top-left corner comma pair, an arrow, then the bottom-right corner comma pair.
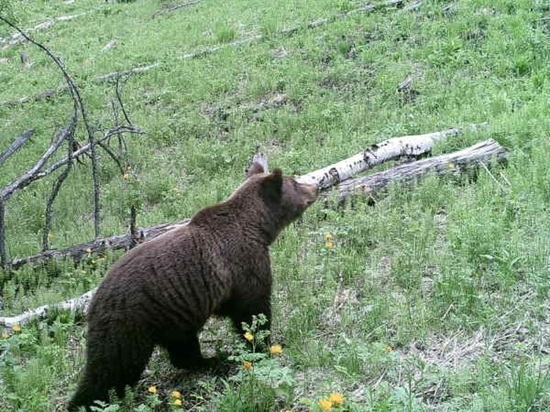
301,183 -> 319,206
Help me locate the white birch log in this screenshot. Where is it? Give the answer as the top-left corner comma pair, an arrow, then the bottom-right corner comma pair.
0,288 -> 97,328
296,128 -> 461,188
338,139 -> 508,201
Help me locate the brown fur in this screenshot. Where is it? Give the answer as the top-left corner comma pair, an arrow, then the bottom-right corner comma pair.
68,165 -> 317,411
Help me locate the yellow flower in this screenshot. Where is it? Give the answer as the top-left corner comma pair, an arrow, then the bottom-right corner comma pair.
325,241 -> 334,249
11,325 -> 21,333
171,390 -> 182,399
147,385 -> 157,394
122,173 -> 129,180
325,233 -> 333,240
244,332 -> 254,342
318,398 -> 333,410
243,361 -> 253,370
329,392 -> 344,405
385,345 -> 393,353
173,399 -> 182,406
269,344 -> 283,355
1,331 -> 9,339
47,233 -> 54,239
85,248 -> 92,254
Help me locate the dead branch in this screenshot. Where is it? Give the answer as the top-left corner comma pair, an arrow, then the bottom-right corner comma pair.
296,128 -> 462,189
338,139 -> 508,202
8,219 -> 190,270
42,114 -> 78,251
94,63 -> 161,83
0,129 -> 34,166
0,17 -> 144,269
0,127 -> 69,201
152,0 -> 201,19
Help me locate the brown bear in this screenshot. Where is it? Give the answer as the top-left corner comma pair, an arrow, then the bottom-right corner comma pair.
68,163 -> 318,411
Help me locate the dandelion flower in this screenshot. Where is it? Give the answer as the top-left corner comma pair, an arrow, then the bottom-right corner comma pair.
123,173 -> 129,180
243,361 -> 253,370
171,390 -> 182,399
385,345 -> 393,353
325,241 -> 334,249
329,392 -> 344,405
318,398 -> 333,410
147,385 -> 157,394
244,332 -> 254,342
325,233 -> 333,240
11,325 -> 21,333
269,344 -> 283,355
1,331 -> 9,339
173,399 -> 182,406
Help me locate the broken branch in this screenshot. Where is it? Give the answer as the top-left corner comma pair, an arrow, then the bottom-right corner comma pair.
0,129 -> 34,166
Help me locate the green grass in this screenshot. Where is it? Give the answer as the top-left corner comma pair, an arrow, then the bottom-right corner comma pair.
1,0 -> 550,410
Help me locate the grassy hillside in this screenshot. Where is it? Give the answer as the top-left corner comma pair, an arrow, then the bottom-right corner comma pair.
1,0 -> 549,410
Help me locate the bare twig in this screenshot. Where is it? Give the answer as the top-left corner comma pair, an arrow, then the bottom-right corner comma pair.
0,128 -> 69,201
42,116 -> 78,251
42,125 -> 143,178
0,129 -> 35,166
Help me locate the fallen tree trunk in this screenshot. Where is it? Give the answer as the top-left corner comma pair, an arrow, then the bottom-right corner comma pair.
0,136 -> 509,328
8,219 -> 190,269
0,289 -> 97,328
296,128 -> 461,188
338,139 -> 508,201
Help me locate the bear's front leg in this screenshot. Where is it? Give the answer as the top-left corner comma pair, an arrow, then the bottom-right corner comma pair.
229,296 -> 272,347
162,335 -> 212,370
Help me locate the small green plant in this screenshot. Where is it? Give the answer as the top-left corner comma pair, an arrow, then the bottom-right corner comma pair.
216,314 -> 294,411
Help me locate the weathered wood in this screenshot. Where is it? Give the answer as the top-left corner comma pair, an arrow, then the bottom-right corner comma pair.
296,128 -> 461,189
0,289 -> 97,328
0,129 -> 35,166
338,139 -> 508,201
8,219 -> 190,270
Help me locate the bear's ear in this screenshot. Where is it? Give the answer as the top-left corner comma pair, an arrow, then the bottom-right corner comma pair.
246,161 -> 265,178
260,168 -> 283,202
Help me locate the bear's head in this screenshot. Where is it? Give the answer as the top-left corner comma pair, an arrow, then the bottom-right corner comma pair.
232,162 -> 318,244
